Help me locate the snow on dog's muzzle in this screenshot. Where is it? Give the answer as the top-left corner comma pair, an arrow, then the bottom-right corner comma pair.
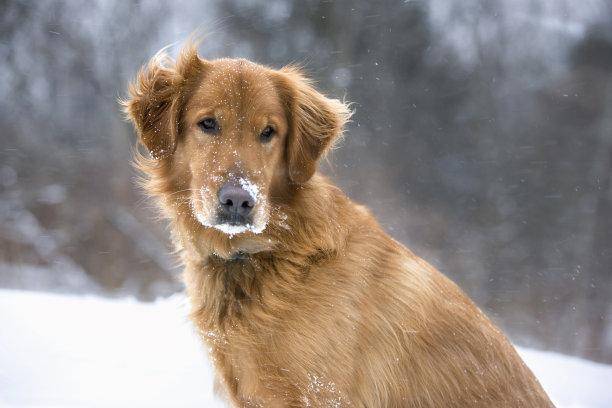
193,177 -> 268,237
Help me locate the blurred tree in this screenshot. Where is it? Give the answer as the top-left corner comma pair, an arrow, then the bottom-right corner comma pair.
0,0 -> 610,361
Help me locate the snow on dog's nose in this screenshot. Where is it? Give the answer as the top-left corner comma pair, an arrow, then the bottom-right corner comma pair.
193,176 -> 267,237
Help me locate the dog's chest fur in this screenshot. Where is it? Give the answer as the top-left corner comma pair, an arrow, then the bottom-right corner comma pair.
188,255 -> 282,402
186,251 -> 356,406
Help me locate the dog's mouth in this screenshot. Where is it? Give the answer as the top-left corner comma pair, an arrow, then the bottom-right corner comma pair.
207,215 -> 267,236
211,223 -> 257,235
210,212 -> 263,236
218,212 -> 251,226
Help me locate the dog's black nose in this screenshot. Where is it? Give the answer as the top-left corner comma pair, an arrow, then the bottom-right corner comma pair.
218,183 -> 255,218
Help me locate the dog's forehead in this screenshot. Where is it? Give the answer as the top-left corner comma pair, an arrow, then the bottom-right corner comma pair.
185,59 -> 285,126
192,59 -> 279,107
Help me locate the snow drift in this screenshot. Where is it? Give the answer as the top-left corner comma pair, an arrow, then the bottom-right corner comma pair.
0,289 -> 610,407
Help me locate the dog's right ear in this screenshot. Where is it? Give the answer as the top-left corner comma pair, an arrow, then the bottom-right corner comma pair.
273,67 -> 352,184
122,46 -> 206,159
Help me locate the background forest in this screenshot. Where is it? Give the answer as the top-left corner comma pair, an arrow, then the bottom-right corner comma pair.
1,0 -> 611,363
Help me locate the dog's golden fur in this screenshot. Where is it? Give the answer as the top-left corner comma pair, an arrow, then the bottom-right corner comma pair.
123,43 -> 554,407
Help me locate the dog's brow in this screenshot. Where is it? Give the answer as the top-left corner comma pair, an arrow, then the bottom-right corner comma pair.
193,108 -> 217,118
187,106 -> 223,125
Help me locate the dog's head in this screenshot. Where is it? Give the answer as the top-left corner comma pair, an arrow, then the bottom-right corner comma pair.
123,44 -> 350,242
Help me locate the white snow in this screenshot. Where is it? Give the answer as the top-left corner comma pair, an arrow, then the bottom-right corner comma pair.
238,177 -> 259,202
516,348 -> 612,408
0,289 -> 610,408
211,221 -> 265,237
211,222 -> 252,236
194,208 -> 265,237
0,290 -> 224,408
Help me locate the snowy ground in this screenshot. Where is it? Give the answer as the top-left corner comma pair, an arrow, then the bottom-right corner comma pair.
0,289 -> 610,408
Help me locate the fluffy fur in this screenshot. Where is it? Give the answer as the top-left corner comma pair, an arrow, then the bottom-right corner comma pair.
123,43 -> 554,407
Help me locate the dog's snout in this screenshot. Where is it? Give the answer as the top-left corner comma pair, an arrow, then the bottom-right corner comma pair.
218,183 -> 255,218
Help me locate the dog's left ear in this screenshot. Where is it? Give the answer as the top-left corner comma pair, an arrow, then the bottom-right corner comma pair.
274,67 -> 352,184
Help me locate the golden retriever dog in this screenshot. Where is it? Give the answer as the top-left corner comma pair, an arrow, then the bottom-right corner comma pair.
123,43 -> 554,407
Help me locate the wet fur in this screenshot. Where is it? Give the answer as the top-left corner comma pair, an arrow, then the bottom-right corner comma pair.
123,43 -> 554,407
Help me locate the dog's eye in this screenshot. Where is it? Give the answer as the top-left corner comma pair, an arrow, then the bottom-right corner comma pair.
198,117 -> 219,134
259,126 -> 275,143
